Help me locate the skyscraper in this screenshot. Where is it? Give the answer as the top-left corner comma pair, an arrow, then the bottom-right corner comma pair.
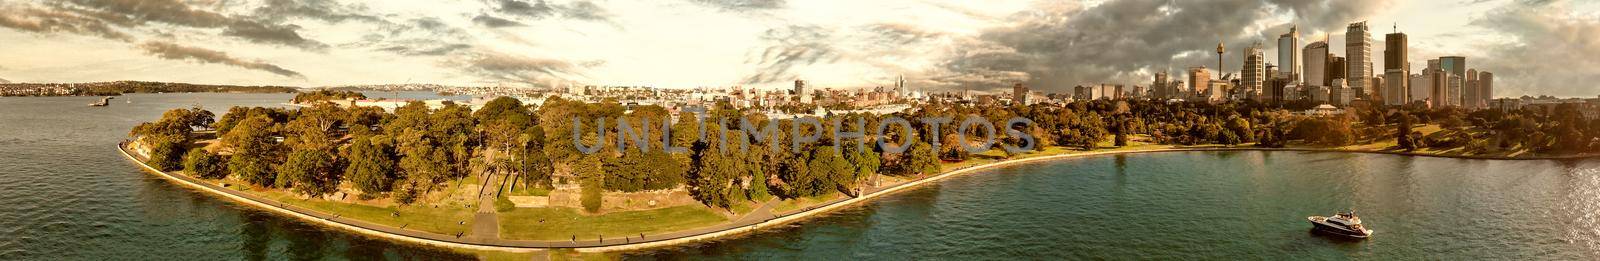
1188,66 -> 1210,100
1153,71 -> 1169,99
1479,71 -> 1494,106
1439,56 -> 1467,81
1346,21 -> 1373,99
1012,83 -> 1029,104
1278,26 -> 1301,83
794,79 -> 811,104
1328,56 -> 1347,86
1303,41 -> 1329,87
1383,30 -> 1409,106
1465,69 -> 1480,109
1242,42 -> 1266,101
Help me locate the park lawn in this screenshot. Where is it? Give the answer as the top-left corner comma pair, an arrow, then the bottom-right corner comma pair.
253,189 -> 478,236
207,176 -> 477,236
497,206 -> 728,241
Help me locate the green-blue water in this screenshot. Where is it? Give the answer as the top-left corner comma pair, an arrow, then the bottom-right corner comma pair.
628,152 -> 1600,259
2,93 -> 1598,259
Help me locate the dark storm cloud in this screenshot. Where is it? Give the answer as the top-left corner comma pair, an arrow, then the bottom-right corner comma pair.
690,0 -> 785,11
57,0 -> 327,49
0,6 -> 134,41
376,42 -> 473,56
463,52 -> 583,84
1468,0 -> 1600,97
866,23 -> 947,45
947,0 -> 1394,92
473,14 -> 525,27
251,0 -> 381,23
488,0 -> 614,23
138,41 -> 304,78
741,25 -> 841,84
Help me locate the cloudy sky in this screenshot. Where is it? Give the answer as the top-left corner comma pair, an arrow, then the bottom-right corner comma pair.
0,0 -> 1595,97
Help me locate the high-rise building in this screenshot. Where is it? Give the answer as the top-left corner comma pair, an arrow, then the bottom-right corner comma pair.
1446,74 -> 1462,107
1153,71 -> 1169,99
1012,83 -> 1030,104
1464,69 -> 1480,109
794,79 -> 811,104
1303,41 -> 1329,87
1479,71 -> 1494,105
1347,21 -> 1374,99
1410,73 -> 1430,104
1242,42 -> 1266,101
1439,56 -> 1467,82
1328,56 -> 1347,86
1188,66 -> 1210,101
1278,26 -> 1301,83
1384,30 -> 1409,105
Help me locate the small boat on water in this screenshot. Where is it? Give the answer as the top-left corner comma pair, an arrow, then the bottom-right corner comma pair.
89,96 -> 114,107
1307,211 -> 1373,239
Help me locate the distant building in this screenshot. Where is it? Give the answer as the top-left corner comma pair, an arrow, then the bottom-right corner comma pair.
1440,56 -> 1467,82
1303,41 -> 1330,87
1347,21 -> 1374,99
1384,29 -> 1410,106
1188,66 -> 1211,101
1012,83 -> 1030,105
1327,56 -> 1347,87
1410,73 -> 1430,104
1446,74 -> 1463,107
1242,42 -> 1266,101
1278,25 -> 1302,83
794,79 -> 812,104
1153,71 -> 1170,99
1465,69 -> 1481,109
1480,71 -> 1494,106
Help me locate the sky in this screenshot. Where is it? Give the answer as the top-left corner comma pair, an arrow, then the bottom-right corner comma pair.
0,0 -> 1596,98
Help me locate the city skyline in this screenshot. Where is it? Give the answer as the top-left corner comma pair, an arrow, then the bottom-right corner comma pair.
0,0 -> 1595,98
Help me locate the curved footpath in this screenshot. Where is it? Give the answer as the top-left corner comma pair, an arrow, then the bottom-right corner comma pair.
117,142 -> 1597,253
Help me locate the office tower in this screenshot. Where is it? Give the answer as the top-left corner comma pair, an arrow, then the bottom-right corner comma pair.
1384,30 -> 1409,106
1278,26 -> 1301,83
1153,71 -> 1168,99
1328,56 -> 1347,86
1347,21 -> 1373,98
1440,56 -> 1467,82
1303,41 -> 1329,87
1242,42 -> 1266,101
1480,71 -> 1494,106
1012,83 -> 1029,104
1189,66 -> 1210,100
1385,68 -> 1408,105
1428,71 -> 1447,108
1446,74 -> 1462,107
1373,76 -> 1386,103
795,79 -> 811,104
1465,69 -> 1480,109
1410,73 -> 1429,104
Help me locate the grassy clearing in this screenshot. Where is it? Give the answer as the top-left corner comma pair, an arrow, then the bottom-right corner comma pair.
210,178 -> 477,236
498,206 -> 727,241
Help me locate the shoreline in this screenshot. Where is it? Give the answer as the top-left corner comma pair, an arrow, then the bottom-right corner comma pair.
115,142 -> 1597,253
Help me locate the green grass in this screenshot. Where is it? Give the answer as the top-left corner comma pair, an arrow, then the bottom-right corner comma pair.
268,194 -> 476,236
497,206 -> 728,241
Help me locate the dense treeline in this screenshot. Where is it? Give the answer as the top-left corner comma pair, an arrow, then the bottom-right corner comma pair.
2,81 -> 297,97
292,90 -> 368,103
129,97 -> 1600,213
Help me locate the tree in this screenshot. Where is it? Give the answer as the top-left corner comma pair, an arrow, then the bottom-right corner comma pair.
1397,114 -> 1416,151
686,140 -> 737,209
183,148 -> 226,179
906,141 -> 940,176
345,136 -> 396,196
278,149 -> 341,197
223,115 -> 280,187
